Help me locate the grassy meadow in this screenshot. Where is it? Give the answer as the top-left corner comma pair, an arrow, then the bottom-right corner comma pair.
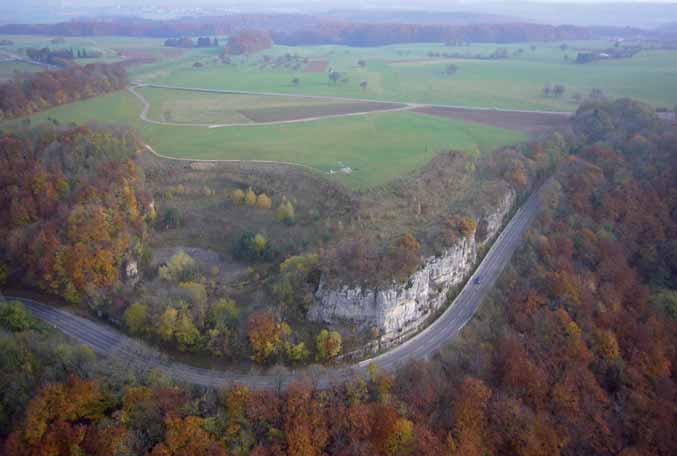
5,89 -> 526,189
5,36 -> 677,110
131,40 -> 677,111
0,35 -> 178,64
8,36 -> 676,189
0,60 -> 43,80
138,86 -> 401,124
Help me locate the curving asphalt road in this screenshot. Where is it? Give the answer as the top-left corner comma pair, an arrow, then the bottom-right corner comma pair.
11,179 -> 549,390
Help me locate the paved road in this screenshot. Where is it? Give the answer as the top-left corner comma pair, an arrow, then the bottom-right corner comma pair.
11,179 -> 549,389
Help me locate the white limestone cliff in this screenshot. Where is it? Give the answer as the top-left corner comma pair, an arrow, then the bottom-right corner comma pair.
308,188 -> 516,345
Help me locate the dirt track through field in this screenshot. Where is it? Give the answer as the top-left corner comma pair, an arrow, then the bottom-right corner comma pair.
414,106 -> 571,134
128,84 -> 411,128
239,101 -> 405,123
125,82 -> 572,176
129,83 -> 571,131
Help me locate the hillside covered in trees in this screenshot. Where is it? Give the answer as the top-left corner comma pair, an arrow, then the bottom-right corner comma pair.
272,22 -> 593,47
226,30 -> 273,55
0,15 -> 607,47
0,125 -> 152,303
0,63 -> 127,120
0,99 -> 674,455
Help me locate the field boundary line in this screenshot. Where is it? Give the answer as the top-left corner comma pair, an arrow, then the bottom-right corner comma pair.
128,85 -> 414,129
142,144 -> 321,173
133,82 -> 574,116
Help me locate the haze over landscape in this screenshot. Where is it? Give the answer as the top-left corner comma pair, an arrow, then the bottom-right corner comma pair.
5,0 -> 677,26
0,1 -> 675,455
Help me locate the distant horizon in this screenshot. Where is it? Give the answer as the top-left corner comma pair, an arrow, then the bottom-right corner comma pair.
3,0 -> 677,29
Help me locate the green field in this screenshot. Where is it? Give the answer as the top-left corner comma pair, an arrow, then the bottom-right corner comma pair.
130,40 -> 677,111
6,89 -> 526,189
139,86 -> 400,124
0,60 -> 43,80
4,36 -> 677,110
16,36 -> 674,188
0,35 -> 177,64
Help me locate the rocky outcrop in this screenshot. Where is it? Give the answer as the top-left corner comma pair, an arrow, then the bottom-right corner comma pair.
309,188 -> 516,346
478,190 -> 516,248
122,260 -> 139,285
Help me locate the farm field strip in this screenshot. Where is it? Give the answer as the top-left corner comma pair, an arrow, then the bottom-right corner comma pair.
135,110 -> 528,189
130,85 -> 410,127
132,41 -> 677,111
0,86 -> 530,189
0,59 -> 45,80
4,37 -> 677,110
413,106 -> 571,133
135,83 -> 572,115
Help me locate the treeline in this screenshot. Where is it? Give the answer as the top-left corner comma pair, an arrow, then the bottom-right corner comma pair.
575,45 -> 642,64
273,22 -> 593,47
164,36 -> 220,48
0,125 -> 152,303
0,99 -> 675,455
24,47 -> 74,66
0,15 -> 604,47
0,14 -> 329,37
0,63 -> 127,120
446,99 -> 676,455
225,30 -> 273,55
24,47 -> 104,66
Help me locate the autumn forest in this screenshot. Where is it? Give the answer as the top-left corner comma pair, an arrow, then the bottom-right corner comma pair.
0,99 -> 675,455
1,3 -> 676,453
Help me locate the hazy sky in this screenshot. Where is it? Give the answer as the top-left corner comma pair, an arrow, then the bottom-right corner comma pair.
43,0 -> 677,6
4,0 -> 677,29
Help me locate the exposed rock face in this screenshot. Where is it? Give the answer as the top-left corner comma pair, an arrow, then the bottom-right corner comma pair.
478,190 -> 515,248
123,260 -> 139,285
309,188 -> 516,345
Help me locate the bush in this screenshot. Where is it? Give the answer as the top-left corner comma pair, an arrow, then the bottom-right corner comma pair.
230,189 -> 245,205
443,215 -> 477,245
0,300 -> 35,332
247,310 -> 282,363
162,207 -> 182,229
256,193 -> 272,209
316,329 -> 342,361
178,281 -> 208,328
123,302 -> 148,334
275,199 -> 295,225
245,188 -> 257,207
0,263 -> 7,285
286,341 -> 310,363
159,250 -> 197,282
651,289 -> 677,319
209,298 -> 239,329
175,311 -> 200,351
254,233 -> 268,254
157,307 -> 178,341
385,233 -> 421,280
232,231 -> 273,261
